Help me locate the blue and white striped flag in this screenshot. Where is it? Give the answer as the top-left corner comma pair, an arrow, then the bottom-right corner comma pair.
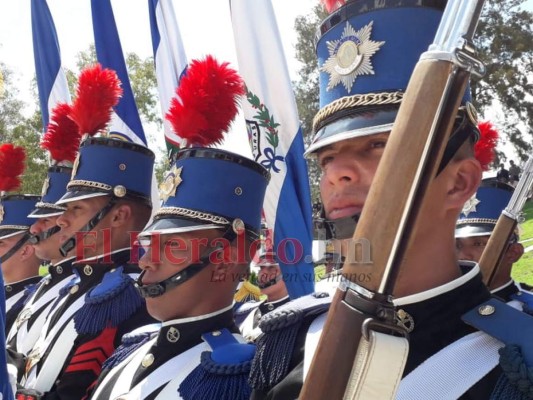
91,0 -> 147,146
231,0 -> 314,298
0,263 -> 14,400
31,0 -> 71,131
148,0 -> 188,151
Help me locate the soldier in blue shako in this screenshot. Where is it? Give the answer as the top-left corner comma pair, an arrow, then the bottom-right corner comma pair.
236,249 -> 290,342
7,103 -> 81,358
249,1 -> 533,399
0,144 -> 42,335
88,55 -> 268,400
17,65 -> 156,400
456,176 -> 532,302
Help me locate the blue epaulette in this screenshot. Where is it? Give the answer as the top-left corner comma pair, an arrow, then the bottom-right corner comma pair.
11,283 -> 39,315
249,292 -> 331,391
233,300 -> 264,328
463,298 -> 533,399
179,329 -> 255,400
102,323 -> 160,370
511,291 -> 533,315
74,266 -> 144,335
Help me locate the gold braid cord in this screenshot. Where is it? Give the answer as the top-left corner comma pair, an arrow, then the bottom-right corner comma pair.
156,207 -> 229,225
456,218 -> 497,225
0,225 -> 29,230
34,202 -> 67,211
67,180 -> 113,191
313,91 -> 404,132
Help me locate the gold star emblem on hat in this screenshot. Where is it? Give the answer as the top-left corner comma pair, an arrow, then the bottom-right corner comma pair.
462,194 -> 481,217
321,21 -> 385,92
159,166 -> 183,202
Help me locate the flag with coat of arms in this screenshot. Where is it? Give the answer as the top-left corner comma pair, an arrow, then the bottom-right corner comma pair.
231,0 -> 314,298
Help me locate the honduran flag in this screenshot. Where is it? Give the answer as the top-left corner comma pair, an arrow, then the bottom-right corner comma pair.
148,0 -> 188,152
31,0 -> 71,131
0,262 -> 14,400
91,0 -> 147,146
231,0 -> 314,298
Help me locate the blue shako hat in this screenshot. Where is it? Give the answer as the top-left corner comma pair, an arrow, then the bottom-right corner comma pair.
0,195 -> 41,240
28,166 -> 72,218
56,137 -> 155,207
455,178 -> 515,239
141,148 -> 269,241
306,0 -> 477,156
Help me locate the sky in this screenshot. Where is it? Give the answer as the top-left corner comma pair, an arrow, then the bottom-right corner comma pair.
0,0 -> 317,157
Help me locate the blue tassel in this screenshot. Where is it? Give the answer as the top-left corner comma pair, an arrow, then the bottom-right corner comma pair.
248,318 -> 301,391
74,267 -> 144,335
102,332 -> 153,370
22,283 -> 39,306
490,345 -> 533,399
248,292 -> 330,391
179,351 -> 253,400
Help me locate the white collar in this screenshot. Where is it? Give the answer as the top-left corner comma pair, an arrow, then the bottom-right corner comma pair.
162,304 -> 233,326
394,261 -> 480,306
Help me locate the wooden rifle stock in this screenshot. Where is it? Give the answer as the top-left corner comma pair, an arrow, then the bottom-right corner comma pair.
480,155 -> 533,288
300,60 -> 469,400
479,216 -> 517,288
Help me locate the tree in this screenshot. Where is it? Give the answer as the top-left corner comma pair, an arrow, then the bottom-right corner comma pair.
1,63 -> 47,194
293,0 -> 533,198
473,0 -> 533,162
293,4 -> 328,202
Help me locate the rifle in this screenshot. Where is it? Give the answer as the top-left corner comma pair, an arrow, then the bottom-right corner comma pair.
479,155 -> 533,289
300,1 -> 486,399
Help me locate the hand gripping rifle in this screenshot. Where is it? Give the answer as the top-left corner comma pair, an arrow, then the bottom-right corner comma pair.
300,1 -> 486,399
480,155 -> 533,289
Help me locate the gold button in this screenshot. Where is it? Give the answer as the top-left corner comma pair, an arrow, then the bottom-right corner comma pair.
83,265 -> 93,276
141,353 -> 154,368
70,285 -> 79,294
113,185 -> 127,198
478,304 -> 495,316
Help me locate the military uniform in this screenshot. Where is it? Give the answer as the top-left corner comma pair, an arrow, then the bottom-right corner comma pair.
7,166 -> 76,356
456,178 -> 533,305
250,263 -> 505,399
0,195 -> 41,335
15,68 -> 158,397
4,276 -> 42,335
88,57 -> 269,400
249,0 -> 533,398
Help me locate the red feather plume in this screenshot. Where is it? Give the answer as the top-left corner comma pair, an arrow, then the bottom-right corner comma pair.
0,144 -> 26,192
166,55 -> 245,147
475,121 -> 499,171
321,0 -> 346,13
69,64 -> 122,136
41,103 -> 82,163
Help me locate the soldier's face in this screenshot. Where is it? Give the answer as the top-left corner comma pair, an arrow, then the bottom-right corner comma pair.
317,133 -> 388,220
30,216 -> 62,262
455,236 -> 489,262
0,233 -> 27,271
138,229 -> 225,321
56,196 -> 111,258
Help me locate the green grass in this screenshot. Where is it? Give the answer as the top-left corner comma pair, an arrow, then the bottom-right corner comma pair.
511,200 -> 533,285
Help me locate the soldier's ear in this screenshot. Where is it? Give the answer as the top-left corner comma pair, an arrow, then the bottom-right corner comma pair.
110,203 -> 132,227
445,158 -> 482,210
20,242 -> 36,260
505,242 -> 524,264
